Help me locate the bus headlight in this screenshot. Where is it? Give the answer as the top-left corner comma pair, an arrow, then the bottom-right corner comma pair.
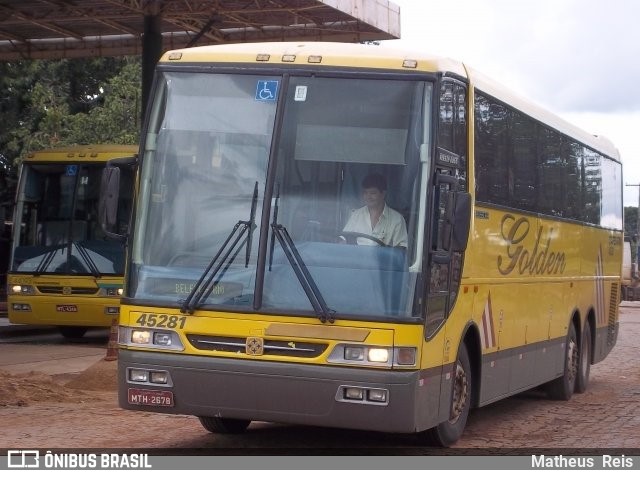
11,284 -> 35,295
328,344 -> 417,367
367,348 -> 389,363
103,287 -> 124,296
120,327 -> 184,351
153,332 -> 173,346
131,330 -> 151,344
344,346 -> 365,361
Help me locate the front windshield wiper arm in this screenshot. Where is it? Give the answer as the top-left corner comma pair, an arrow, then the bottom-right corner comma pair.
73,241 -> 101,278
34,245 -> 64,276
180,182 -> 259,315
270,223 -> 335,324
245,182 -> 258,268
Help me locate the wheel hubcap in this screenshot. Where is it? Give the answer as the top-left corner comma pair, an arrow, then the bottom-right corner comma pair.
450,361 -> 468,423
568,337 -> 578,384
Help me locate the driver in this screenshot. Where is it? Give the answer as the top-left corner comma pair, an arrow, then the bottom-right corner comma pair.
342,173 -> 407,247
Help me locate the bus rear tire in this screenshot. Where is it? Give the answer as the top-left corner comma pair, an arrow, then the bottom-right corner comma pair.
58,326 -> 88,339
546,322 -> 578,400
575,324 -> 591,393
198,416 -> 251,434
423,343 -> 471,446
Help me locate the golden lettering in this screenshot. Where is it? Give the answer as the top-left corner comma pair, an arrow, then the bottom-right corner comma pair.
497,215 -> 566,276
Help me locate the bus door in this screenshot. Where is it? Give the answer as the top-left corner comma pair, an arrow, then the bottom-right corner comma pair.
425,80 -> 468,339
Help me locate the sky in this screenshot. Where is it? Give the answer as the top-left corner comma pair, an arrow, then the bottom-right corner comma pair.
383,0 -> 640,206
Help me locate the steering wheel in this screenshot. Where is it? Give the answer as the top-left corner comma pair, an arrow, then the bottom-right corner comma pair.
341,231 -> 386,246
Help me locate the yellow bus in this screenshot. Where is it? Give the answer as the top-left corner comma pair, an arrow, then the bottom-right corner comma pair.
8,144 -> 137,339
107,43 -> 622,445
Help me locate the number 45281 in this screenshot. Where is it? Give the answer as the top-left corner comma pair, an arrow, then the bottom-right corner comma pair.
135,313 -> 186,329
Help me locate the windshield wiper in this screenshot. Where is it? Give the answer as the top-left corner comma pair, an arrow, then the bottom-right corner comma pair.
73,241 -> 101,278
180,182 -> 258,315
34,244 -> 64,275
270,222 -> 335,324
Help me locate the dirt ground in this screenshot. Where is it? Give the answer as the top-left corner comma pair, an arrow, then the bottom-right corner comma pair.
0,359 -> 117,407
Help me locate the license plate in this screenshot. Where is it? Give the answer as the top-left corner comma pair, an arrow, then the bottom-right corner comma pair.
56,305 -> 78,312
127,388 -> 174,407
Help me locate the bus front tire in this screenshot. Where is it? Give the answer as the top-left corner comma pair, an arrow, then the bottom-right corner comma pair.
546,322 -> 578,400
423,343 -> 471,447
575,324 -> 591,393
198,416 -> 251,434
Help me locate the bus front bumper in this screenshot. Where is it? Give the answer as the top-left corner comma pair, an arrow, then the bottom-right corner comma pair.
7,294 -> 119,327
118,349 -> 446,433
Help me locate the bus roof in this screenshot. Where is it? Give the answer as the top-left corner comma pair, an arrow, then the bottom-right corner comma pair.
160,41 -> 468,77
160,41 -> 619,162
24,144 -> 138,163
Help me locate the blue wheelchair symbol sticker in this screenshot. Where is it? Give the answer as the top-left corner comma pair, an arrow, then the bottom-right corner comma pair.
255,80 -> 279,102
65,165 -> 78,176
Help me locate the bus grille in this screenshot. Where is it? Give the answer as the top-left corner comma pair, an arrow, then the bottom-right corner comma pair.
37,286 -> 99,295
186,334 -> 327,358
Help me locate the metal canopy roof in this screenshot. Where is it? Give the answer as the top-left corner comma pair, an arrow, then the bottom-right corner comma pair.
0,0 -> 401,61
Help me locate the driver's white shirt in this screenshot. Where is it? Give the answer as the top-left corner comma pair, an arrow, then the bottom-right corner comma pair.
343,204 -> 407,247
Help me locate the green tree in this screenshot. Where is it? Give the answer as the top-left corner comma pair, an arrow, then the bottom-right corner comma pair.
624,206 -> 638,263
624,206 -> 638,240
65,60 -> 141,145
0,57 -> 141,166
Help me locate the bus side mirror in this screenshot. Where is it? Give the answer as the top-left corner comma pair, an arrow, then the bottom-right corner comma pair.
99,166 -> 122,240
442,191 -> 471,253
98,155 -> 137,241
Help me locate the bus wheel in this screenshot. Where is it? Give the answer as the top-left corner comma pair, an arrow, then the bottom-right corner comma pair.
546,322 -> 578,400
198,416 -> 251,434
423,343 -> 471,446
58,326 -> 88,339
575,324 -> 592,393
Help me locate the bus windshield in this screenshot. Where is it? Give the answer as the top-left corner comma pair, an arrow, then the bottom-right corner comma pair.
131,71 -> 431,321
12,163 -> 132,275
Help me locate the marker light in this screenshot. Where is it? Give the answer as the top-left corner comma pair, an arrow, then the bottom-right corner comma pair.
395,347 -> 417,366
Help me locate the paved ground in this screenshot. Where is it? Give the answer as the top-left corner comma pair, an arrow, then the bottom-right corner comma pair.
0,305 -> 639,452
0,318 -> 108,375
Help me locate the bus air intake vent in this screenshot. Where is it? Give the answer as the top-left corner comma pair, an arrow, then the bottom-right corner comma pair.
608,283 -> 619,346
37,286 -> 99,295
186,334 -> 327,358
